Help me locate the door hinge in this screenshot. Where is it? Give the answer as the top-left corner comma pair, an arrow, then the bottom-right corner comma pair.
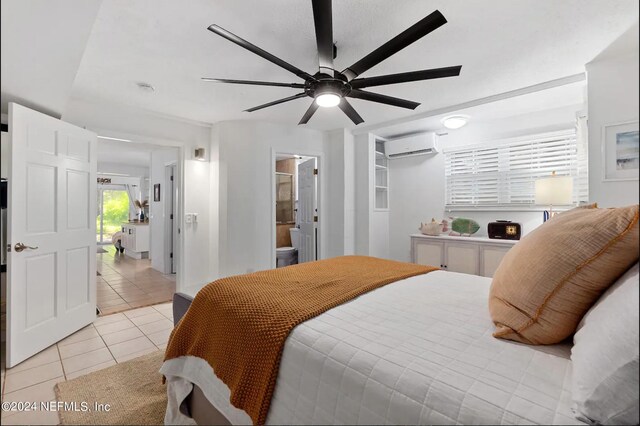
314,215 -> 318,222
170,252 -> 173,258
170,214 -> 173,220
170,175 -> 174,181
6,244 -> 11,252
313,168 -> 318,175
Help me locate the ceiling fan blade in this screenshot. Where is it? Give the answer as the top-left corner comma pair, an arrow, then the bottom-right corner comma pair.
341,10 -> 447,80
208,24 -> 315,81
298,101 -> 320,125
338,98 -> 364,125
244,93 -> 308,112
348,89 -> 420,110
312,0 -> 334,74
350,65 -> 461,89
201,78 -> 306,88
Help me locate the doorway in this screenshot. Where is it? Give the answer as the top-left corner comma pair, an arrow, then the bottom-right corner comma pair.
96,186 -> 130,245
95,140 -> 180,315
273,153 -> 320,268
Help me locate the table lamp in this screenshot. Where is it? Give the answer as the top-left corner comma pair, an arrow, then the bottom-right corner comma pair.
535,171 -> 573,222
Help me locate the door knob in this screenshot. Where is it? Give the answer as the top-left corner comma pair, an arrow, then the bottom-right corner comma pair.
14,242 -> 39,252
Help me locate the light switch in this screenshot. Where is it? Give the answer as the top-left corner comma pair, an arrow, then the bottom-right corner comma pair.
185,214 -> 192,224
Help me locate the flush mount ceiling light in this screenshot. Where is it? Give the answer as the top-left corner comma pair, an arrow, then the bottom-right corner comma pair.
136,82 -> 155,93
315,93 -> 340,108
441,115 -> 469,130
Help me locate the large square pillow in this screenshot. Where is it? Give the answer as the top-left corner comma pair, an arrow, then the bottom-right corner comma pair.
488,204 -> 639,344
571,263 -> 639,425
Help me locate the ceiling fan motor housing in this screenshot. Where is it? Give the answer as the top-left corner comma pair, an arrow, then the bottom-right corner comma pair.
305,73 -> 351,99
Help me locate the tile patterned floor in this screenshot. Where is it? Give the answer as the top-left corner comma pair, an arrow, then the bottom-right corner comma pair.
0,303 -> 174,425
97,245 -> 176,315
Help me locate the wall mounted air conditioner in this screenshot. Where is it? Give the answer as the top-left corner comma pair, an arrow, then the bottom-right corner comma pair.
384,132 -> 439,159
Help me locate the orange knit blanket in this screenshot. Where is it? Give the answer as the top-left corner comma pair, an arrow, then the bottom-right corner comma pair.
164,256 -> 437,425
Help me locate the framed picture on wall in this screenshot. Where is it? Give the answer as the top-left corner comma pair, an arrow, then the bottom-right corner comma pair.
602,120 -> 639,181
154,183 -> 161,201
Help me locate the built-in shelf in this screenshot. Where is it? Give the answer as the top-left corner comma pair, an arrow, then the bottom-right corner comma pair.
374,141 -> 388,210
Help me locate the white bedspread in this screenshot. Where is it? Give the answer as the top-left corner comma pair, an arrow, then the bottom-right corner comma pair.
161,270 -> 583,425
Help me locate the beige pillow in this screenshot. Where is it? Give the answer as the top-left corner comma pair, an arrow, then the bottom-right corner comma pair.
489,204 -> 639,345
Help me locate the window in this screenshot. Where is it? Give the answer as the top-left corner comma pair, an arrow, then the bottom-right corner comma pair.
445,129 -> 588,210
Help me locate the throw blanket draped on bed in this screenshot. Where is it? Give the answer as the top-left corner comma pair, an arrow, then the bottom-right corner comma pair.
164,255 -> 437,425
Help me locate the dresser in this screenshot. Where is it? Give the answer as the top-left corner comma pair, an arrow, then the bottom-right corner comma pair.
410,234 -> 517,278
121,222 -> 150,259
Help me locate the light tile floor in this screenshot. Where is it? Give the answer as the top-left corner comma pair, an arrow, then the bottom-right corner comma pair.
97,245 -> 176,315
0,302 -> 173,425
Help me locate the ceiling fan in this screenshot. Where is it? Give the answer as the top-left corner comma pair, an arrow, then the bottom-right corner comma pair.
202,0 -> 462,125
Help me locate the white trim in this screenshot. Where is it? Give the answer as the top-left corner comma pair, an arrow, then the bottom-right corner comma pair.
352,73 -> 586,135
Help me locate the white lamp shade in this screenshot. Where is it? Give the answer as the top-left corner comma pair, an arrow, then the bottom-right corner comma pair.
535,175 -> 573,205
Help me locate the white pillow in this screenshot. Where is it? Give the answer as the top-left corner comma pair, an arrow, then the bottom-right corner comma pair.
571,262 -> 639,425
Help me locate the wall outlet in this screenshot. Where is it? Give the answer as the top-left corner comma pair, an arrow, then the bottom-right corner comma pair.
185,213 -> 192,224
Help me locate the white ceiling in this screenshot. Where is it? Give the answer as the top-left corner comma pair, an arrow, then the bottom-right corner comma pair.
0,0 -> 101,116
68,0 -> 638,130
97,138 -> 156,167
375,79 -> 586,139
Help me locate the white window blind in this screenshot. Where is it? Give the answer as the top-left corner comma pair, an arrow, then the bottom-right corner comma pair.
445,129 -> 588,210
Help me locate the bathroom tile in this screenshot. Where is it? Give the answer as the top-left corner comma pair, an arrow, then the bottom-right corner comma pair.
138,318 -> 173,335
123,306 -> 157,319
2,378 -> 59,417
3,361 -> 64,393
93,312 -> 127,326
61,347 -> 114,374
100,327 -> 144,346
58,325 -> 100,347
58,336 -> 106,360
94,318 -> 135,335
0,407 -> 60,425
146,328 -> 172,346
65,359 -> 116,380
115,347 -> 159,363
109,336 -> 155,361
130,312 -> 166,326
5,345 -> 60,375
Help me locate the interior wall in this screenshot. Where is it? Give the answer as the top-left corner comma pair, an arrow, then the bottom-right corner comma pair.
211,120 -> 338,279
63,98 -> 213,289
586,24 -> 640,207
387,104 -> 582,262
149,148 -> 178,273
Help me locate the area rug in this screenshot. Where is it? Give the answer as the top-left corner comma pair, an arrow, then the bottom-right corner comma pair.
55,351 -> 167,425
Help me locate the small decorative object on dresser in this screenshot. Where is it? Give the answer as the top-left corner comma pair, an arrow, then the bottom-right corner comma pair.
419,218 -> 443,236
488,220 -> 522,240
449,217 -> 480,236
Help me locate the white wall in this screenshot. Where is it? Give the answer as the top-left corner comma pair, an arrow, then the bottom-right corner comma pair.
149,148 -> 178,273
63,98 -> 213,290
210,120 -> 350,279
387,104 -> 582,262
586,23 -> 640,207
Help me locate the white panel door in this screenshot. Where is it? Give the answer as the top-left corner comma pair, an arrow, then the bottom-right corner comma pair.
7,103 -> 97,368
297,158 -> 316,263
445,243 -> 479,275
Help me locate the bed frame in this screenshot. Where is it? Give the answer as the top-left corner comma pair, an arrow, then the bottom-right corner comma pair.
172,293 -> 232,425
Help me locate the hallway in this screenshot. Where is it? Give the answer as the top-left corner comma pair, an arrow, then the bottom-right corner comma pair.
97,246 -> 176,315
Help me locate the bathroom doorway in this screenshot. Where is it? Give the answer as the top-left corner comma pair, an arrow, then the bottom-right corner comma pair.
273,153 -> 320,268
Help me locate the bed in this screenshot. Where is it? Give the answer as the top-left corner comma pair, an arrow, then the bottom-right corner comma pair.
161,270 -> 583,425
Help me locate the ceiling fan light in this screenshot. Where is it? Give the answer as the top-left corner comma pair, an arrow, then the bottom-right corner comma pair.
315,93 -> 340,108
441,115 -> 469,129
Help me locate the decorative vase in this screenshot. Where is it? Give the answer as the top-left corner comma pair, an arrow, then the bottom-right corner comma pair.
139,210 -> 145,221
419,218 -> 443,236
